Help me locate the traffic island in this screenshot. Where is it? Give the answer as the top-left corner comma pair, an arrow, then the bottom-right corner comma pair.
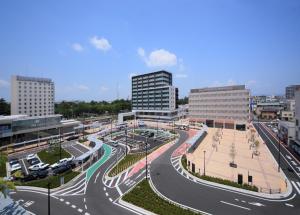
38,147 -> 72,165
122,179 -> 200,215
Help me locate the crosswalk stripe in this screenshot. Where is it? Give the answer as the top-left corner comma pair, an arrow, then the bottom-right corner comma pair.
291,181 -> 300,195
108,178 -> 114,187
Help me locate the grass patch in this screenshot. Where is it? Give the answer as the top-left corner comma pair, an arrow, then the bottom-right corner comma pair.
181,155 -> 258,192
108,153 -> 145,177
19,170 -> 79,189
38,147 -> 71,165
0,153 -> 8,177
78,137 -> 88,143
123,179 -> 199,215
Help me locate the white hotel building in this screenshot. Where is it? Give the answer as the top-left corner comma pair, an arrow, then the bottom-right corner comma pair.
11,75 -> 55,116
188,85 -> 250,130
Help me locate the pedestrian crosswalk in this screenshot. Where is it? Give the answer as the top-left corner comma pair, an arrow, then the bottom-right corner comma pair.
291,180 -> 300,195
52,178 -> 87,196
104,168 -> 131,188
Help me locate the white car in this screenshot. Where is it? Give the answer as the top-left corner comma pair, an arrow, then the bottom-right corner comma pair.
29,163 -> 49,171
26,153 -> 36,161
11,163 -> 21,172
50,157 -> 73,169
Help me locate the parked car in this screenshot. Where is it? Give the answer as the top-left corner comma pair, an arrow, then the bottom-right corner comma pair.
9,159 -> 19,166
26,153 -> 36,161
28,158 -> 40,165
53,164 -> 71,175
51,157 -> 73,169
36,170 -> 48,178
11,163 -> 21,172
29,162 -> 49,171
22,173 -> 38,182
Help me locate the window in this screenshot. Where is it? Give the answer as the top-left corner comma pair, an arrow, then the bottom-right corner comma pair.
296,119 -> 299,126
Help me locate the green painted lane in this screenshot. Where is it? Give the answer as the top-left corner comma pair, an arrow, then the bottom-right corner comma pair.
86,144 -> 112,181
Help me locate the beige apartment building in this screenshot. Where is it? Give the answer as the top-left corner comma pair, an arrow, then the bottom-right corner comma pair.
188,85 -> 250,130
11,75 -> 55,116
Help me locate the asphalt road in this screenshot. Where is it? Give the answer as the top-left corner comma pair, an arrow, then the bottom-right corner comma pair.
150,129 -> 300,215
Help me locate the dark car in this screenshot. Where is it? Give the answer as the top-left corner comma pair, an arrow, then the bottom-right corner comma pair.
67,161 -> 76,169
22,173 -> 38,182
53,164 -> 71,176
29,158 -> 40,165
287,166 -> 294,172
36,170 -> 48,178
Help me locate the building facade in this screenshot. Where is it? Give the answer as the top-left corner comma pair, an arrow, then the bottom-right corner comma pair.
0,115 -> 80,147
11,75 -> 55,116
286,85 -> 300,99
293,88 -> 300,156
131,71 -> 178,121
189,85 -> 250,130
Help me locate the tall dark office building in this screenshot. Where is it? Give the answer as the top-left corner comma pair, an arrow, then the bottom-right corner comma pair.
131,70 -> 178,121
286,85 -> 300,99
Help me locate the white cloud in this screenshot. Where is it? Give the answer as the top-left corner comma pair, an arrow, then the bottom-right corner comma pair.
100,86 -> 109,93
138,48 -> 177,67
175,73 -> 188,78
137,47 -> 145,57
90,36 -> 111,51
0,79 -> 9,88
71,43 -> 84,52
77,84 -> 89,91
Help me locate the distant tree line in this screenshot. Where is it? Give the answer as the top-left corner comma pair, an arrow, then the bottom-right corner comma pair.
55,99 -> 131,118
177,96 -> 188,105
0,98 -> 10,115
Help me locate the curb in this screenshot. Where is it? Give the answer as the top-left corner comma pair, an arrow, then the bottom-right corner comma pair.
118,198 -> 157,215
178,154 -> 293,200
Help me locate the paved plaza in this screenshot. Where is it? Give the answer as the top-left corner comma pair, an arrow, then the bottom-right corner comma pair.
186,127 -> 287,193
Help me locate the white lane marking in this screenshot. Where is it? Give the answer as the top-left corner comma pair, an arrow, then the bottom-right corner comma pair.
94,172 -> 101,184
71,205 -> 76,209
116,186 -> 123,196
115,174 -> 122,186
105,192 -> 109,197
248,202 -> 265,207
286,155 -> 292,160
174,163 -> 179,169
84,212 -> 90,215
285,203 -> 294,207
73,183 -> 87,195
60,198 -> 64,202
257,124 -> 300,178
27,211 -> 36,215
85,204 -> 87,210
241,200 -> 246,203
21,159 -> 29,175
297,182 -> 300,188
108,178 -> 114,187
83,198 -> 86,203
176,166 -> 180,171
60,181 -> 86,196
66,201 -> 70,205
291,181 -> 300,194
220,201 -> 251,211
78,208 -> 83,212
109,198 -> 113,202
53,178 -> 85,195
124,169 -> 129,180
135,169 -> 146,180
235,199 -> 239,201
23,201 -> 34,207
103,187 -> 106,191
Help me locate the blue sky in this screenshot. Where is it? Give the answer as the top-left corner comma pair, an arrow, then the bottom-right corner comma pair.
0,0 -> 299,101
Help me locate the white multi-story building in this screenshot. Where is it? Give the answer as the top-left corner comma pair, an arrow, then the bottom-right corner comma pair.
293,88 -> 300,156
189,85 -> 250,130
11,75 -> 55,116
131,71 -> 178,121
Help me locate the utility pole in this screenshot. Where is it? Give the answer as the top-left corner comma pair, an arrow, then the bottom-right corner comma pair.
48,182 -> 51,215
110,118 -> 113,139
203,150 -> 206,176
59,128 -> 62,160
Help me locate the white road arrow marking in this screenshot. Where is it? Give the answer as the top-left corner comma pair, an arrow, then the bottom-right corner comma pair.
248,202 -> 265,207
286,155 -> 292,160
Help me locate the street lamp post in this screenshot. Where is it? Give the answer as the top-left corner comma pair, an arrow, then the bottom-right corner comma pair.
59,128 -> 62,160
110,118 -> 113,139
125,128 -> 128,156
277,133 -> 281,172
203,150 -> 206,176
145,137 -> 148,180
47,182 -> 51,215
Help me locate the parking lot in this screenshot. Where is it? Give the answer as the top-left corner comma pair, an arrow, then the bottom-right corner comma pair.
111,128 -> 174,153
7,141 -> 90,181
